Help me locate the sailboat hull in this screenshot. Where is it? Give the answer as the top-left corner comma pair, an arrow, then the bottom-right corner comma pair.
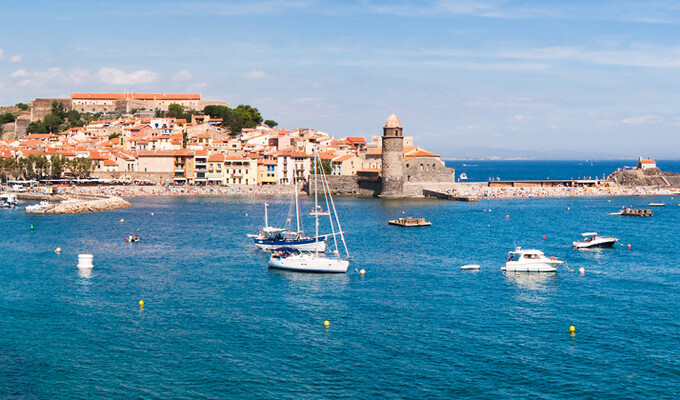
268,254 -> 349,273
254,237 -> 327,252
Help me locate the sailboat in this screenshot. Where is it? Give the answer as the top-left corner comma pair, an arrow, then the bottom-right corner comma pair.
267,147 -> 350,273
250,180 -> 327,252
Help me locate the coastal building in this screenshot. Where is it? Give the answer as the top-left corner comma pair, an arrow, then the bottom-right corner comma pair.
637,157 -> 657,170
331,154 -> 362,176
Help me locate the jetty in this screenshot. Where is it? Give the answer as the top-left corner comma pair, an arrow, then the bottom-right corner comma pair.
21,194 -> 132,214
423,189 -> 478,202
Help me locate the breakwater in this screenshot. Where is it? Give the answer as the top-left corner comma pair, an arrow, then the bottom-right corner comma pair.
24,194 -> 131,214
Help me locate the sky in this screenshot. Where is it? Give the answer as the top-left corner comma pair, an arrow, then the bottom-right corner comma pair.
2,0 -> 680,159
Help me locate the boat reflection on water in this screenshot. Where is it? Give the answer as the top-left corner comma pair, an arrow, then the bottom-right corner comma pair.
77,267 -> 93,280
503,271 -> 557,291
268,267 -> 350,286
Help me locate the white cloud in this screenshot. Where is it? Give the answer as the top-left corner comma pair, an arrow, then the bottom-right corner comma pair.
621,115 -> 663,125
241,70 -> 268,79
10,55 -> 22,63
8,67 -> 89,87
96,68 -> 158,85
172,69 -> 194,81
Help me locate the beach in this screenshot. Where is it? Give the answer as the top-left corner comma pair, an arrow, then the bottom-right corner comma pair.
33,181 -> 674,200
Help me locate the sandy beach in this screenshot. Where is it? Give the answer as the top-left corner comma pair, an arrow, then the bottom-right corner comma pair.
23,182 -> 675,200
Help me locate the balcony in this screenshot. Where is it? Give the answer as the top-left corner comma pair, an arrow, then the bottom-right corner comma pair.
194,167 -> 207,173
174,168 -> 185,173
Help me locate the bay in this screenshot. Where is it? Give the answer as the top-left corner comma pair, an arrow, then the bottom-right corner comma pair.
1,190 -> 679,398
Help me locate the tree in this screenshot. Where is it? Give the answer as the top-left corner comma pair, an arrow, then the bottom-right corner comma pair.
43,113 -> 64,133
16,103 -> 29,111
69,158 -> 95,178
51,101 -> 67,120
314,158 -> 332,175
50,155 -> 67,179
27,121 -> 48,134
167,103 -> 186,119
108,132 -> 122,140
264,119 -> 278,128
66,110 -> 80,122
0,112 -> 16,124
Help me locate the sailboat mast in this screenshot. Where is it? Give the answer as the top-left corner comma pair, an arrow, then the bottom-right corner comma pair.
264,203 -> 269,228
314,147 -> 319,254
294,175 -> 301,234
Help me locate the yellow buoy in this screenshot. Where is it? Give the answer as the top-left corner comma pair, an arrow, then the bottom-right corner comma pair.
245,213 -> 248,216
402,211 -> 405,214
139,300 -> 144,307
324,320 -> 330,328
569,325 -> 575,333
567,207 -> 570,210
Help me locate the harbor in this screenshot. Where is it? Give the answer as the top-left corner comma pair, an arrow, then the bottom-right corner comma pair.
2,194 -> 679,398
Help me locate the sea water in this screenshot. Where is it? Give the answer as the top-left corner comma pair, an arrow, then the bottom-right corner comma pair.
1,193 -> 680,399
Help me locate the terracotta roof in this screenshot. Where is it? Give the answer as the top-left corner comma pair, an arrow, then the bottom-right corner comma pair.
385,114 -> 402,128
71,93 -> 201,100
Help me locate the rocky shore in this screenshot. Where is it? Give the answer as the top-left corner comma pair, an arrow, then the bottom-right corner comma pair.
24,195 -> 132,214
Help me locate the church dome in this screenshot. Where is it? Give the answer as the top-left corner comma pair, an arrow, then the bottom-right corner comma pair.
384,114 -> 402,129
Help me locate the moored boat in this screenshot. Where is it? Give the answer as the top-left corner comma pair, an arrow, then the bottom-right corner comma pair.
388,217 -> 431,227
502,247 -> 563,272
267,147 -> 350,274
572,232 -> 618,249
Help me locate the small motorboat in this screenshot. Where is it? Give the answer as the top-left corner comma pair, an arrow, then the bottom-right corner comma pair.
502,247 -> 563,272
126,235 -> 140,243
572,232 -> 619,249
460,264 -> 480,270
388,217 -> 431,227
459,172 -> 468,180
0,193 -> 18,208
648,202 -> 665,207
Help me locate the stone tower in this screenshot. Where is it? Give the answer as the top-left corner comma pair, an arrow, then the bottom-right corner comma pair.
380,114 -> 404,197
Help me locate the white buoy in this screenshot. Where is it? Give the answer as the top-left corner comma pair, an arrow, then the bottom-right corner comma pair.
55,247 -> 62,254
461,264 -> 481,270
120,218 -> 124,223
77,254 -> 94,269
579,267 -> 585,274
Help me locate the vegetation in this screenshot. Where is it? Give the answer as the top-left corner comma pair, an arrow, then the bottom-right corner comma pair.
314,158 -> 332,175
264,119 -> 278,128
16,103 -> 29,111
0,112 -> 17,124
27,101 -> 88,134
0,155 -> 95,181
203,104 -> 264,136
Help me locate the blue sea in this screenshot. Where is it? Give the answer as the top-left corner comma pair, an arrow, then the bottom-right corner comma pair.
444,159 -> 680,181
2,161 -> 680,399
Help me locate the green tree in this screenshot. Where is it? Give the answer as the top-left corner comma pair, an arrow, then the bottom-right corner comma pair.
108,132 -> 122,140
314,158 -> 332,175
16,103 -> 29,111
51,101 -> 67,120
69,158 -> 95,178
0,112 -> 16,124
66,109 -> 81,122
264,119 -> 278,128
34,155 -> 50,178
27,121 -> 48,134
167,104 -> 185,119
50,155 -> 67,179
43,113 -> 64,133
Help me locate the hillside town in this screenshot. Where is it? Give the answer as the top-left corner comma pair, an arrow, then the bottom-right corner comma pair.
0,93 -> 445,188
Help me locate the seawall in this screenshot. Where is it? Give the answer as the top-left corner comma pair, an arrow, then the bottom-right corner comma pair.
25,195 -> 132,214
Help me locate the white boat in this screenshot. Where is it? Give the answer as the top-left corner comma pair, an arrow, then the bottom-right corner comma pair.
25,199 -> 51,212
502,247 -> 563,272
0,193 -> 18,208
648,202 -> 665,207
572,232 -> 618,249
459,172 -> 468,180
268,147 -> 350,274
269,248 -> 349,273
460,264 -> 480,270
251,196 -> 327,252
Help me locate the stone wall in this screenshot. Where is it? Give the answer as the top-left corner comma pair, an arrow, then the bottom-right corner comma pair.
30,98 -> 71,122
304,175 -> 381,197
404,157 -> 454,184
92,171 -> 174,184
